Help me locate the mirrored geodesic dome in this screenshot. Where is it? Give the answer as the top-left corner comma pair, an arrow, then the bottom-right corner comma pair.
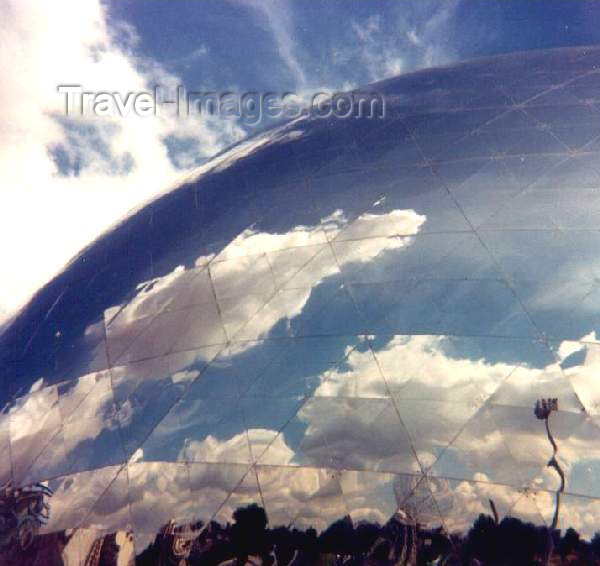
3,46 -> 600,563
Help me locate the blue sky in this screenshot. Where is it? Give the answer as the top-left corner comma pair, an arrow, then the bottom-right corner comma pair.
2,0 -> 600,323
110,1 -> 600,96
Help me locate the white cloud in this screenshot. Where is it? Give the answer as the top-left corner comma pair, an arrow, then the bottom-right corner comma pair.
181,429 -> 294,466
314,334 -> 516,400
212,209 -> 425,344
0,0 -> 244,326
92,207 -> 426,364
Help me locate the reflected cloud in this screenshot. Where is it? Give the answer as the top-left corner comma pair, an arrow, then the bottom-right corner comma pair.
4,46 -> 600,558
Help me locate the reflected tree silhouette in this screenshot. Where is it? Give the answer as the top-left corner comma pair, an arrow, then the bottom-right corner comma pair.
6,498 -> 600,564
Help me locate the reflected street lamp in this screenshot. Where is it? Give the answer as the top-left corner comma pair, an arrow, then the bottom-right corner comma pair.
534,398 -> 565,531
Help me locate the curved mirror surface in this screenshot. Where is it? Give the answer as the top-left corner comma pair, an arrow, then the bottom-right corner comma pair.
2,46 -> 600,563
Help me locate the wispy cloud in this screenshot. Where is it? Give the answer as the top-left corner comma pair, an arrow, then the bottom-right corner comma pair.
171,44 -> 210,68
348,2 -> 460,82
237,0 -> 307,89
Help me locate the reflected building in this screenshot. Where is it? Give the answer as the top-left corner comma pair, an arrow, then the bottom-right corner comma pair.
3,46 -> 600,563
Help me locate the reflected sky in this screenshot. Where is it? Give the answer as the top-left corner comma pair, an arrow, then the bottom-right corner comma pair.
3,46 -> 600,553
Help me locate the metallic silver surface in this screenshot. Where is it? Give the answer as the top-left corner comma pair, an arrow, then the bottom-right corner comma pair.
3,46 -> 600,558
